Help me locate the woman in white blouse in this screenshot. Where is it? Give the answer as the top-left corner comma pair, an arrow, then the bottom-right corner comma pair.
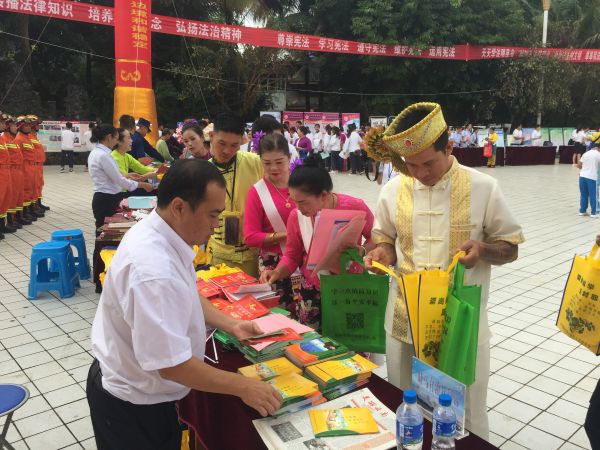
327,126 -> 342,172
87,125 -> 153,233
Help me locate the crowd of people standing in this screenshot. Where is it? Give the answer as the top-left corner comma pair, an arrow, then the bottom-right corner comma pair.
0,113 -> 50,241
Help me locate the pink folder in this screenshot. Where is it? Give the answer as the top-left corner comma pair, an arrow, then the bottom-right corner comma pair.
306,209 -> 366,273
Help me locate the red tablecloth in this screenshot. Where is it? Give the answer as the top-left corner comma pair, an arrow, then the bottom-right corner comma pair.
558,145 -> 577,164
177,344 -> 498,450
452,147 -> 505,167
504,146 -> 556,165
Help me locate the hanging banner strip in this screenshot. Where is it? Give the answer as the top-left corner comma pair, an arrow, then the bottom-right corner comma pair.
2,0 -> 600,63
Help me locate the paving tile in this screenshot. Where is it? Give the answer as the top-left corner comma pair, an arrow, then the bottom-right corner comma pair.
68,416 -> 94,441
55,398 -> 91,423
512,425 -> 565,450
512,385 -> 557,410
488,410 -> 526,439
569,427 -> 591,449
44,383 -> 86,408
530,412 -> 581,440
14,409 -> 62,438
547,399 -> 589,424
23,425 -> 77,449
494,397 -> 541,423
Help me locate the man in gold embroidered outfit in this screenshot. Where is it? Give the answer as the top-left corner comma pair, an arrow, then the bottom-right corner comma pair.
364,103 -> 524,439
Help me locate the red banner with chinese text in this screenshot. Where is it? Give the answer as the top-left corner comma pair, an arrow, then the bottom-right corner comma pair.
3,0 -> 600,63
114,0 -> 151,89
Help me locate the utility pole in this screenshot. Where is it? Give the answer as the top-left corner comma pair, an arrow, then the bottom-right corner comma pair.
537,0 -> 551,126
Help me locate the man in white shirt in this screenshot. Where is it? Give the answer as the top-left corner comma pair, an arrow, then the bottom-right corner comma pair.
60,122 -> 76,173
87,160 -> 282,449
82,121 -> 95,172
364,102 -> 524,440
531,125 -> 543,146
460,126 -> 472,147
347,123 -> 364,174
312,123 -> 323,152
577,147 -> 600,217
512,124 -> 524,145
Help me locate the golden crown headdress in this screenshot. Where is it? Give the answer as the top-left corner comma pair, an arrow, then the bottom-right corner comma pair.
364,102 -> 447,175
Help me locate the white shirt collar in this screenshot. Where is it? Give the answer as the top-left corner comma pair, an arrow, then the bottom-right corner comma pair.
146,210 -> 196,266
96,143 -> 112,153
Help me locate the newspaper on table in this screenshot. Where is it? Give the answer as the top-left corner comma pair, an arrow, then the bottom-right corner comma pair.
253,387 -> 396,450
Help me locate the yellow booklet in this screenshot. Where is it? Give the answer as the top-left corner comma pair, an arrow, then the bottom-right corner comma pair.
238,357 -> 302,381
308,354 -> 378,382
309,408 -> 379,437
267,373 -> 319,400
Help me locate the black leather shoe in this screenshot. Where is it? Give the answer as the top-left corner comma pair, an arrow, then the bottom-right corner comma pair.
8,213 -> 22,229
30,206 -> 45,218
38,200 -> 50,211
0,218 -> 16,233
17,211 -> 32,226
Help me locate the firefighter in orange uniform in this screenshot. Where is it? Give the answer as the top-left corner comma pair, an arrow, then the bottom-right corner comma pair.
3,116 -> 31,227
15,116 -> 44,221
27,115 -> 50,211
0,113 -> 17,238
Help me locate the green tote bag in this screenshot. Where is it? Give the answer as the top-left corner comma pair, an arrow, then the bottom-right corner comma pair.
320,249 -> 388,353
437,263 -> 481,386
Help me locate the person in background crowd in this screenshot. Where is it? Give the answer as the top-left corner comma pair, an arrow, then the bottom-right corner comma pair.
260,154 -> 374,328
166,127 -> 184,159
572,126 -> 586,166
364,102 -> 523,440
111,128 -> 157,197
27,115 -> 50,213
283,123 -> 292,144
245,133 -> 296,308
206,113 -> 263,277
181,122 -> 210,160
531,125 -> 543,146
312,123 -> 323,153
448,127 -> 456,147
119,115 -> 165,163
0,113 -> 15,238
293,120 -> 303,141
512,124 -> 524,145
14,116 -> 43,222
3,115 -> 30,227
157,123 -> 164,137
60,122 -> 76,173
347,123 -> 364,174
251,115 -> 298,161
451,127 -> 461,148
577,145 -> 600,218
460,125 -> 471,147
322,125 -> 332,171
156,128 -> 175,162
87,160 -> 282,450
83,122 -> 96,172
294,126 -> 312,161
485,127 -> 499,168
328,126 -> 342,173
88,125 -> 153,233
240,129 -> 252,152
469,124 -> 478,147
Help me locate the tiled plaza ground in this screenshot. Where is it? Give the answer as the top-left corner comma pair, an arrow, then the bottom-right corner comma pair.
0,162 -> 597,449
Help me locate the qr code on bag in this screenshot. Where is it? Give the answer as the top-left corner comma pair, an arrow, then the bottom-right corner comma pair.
346,313 -> 364,330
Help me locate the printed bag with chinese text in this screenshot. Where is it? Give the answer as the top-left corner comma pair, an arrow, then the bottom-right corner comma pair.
320,249 -> 388,353
437,262 -> 481,386
557,245 -> 600,355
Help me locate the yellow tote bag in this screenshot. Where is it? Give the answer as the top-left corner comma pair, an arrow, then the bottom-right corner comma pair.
373,252 -> 463,367
557,245 -> 600,355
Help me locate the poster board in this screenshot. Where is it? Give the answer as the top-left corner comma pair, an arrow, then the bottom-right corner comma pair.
369,116 -> 387,128
282,111 -> 304,126
38,121 -> 90,153
341,113 -> 360,132
303,112 -> 339,133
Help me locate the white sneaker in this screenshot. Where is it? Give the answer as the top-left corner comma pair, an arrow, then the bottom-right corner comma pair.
60,167 -> 65,173
579,212 -> 586,216
592,214 -> 599,218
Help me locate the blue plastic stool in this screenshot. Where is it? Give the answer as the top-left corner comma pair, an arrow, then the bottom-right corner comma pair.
28,241 -> 80,300
0,384 -> 29,450
50,229 -> 91,280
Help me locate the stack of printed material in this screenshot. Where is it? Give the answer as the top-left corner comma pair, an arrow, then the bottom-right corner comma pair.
238,314 -> 319,363
222,282 -> 280,308
209,296 -> 271,321
238,357 -> 302,381
304,354 -> 378,400
266,373 -> 325,416
285,336 -> 350,368
253,387 -> 396,450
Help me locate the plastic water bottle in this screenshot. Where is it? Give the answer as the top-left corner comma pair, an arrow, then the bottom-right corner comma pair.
396,390 -> 423,450
431,393 -> 456,450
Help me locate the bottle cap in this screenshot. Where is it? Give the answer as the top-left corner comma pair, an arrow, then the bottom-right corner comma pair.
439,393 -> 452,407
403,390 -> 417,404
